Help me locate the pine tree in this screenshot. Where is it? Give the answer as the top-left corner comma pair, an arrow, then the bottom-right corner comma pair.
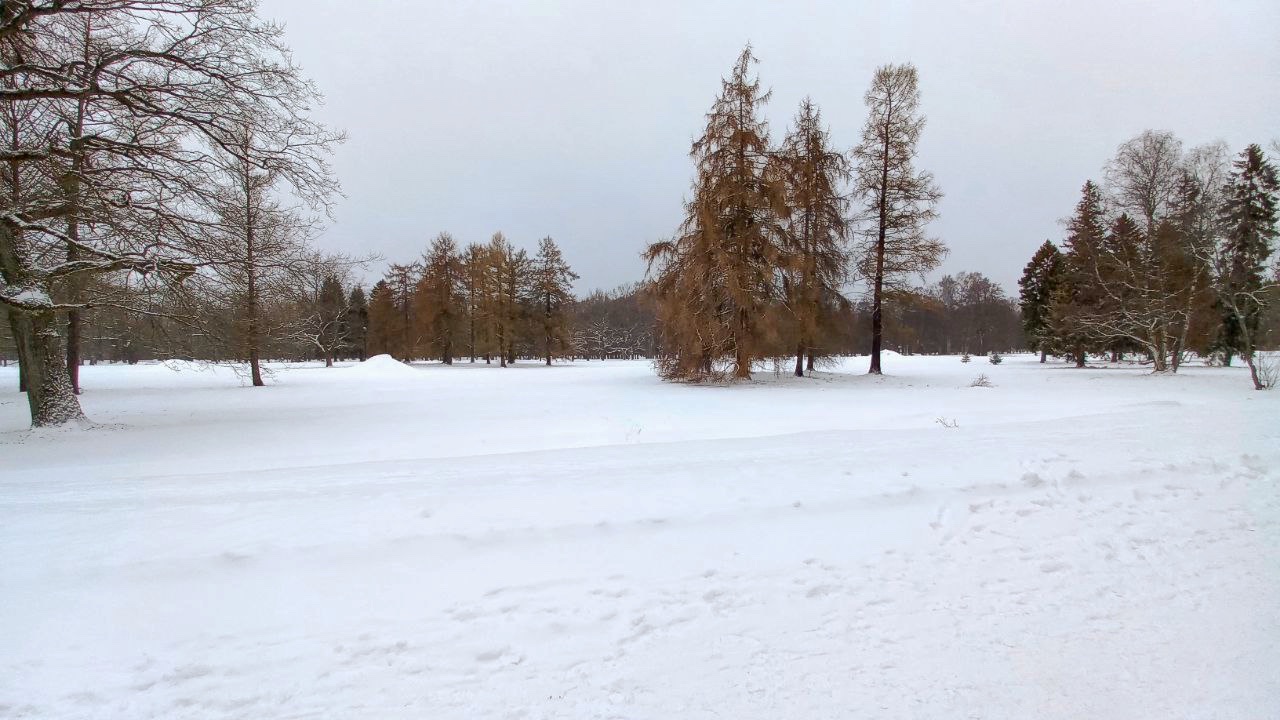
1018,240 -> 1063,362
415,232 -> 464,364
851,63 -> 945,374
778,98 -> 850,376
645,45 -> 786,380
531,236 -> 579,365
366,280 -> 395,358
1215,144 -> 1278,389
1050,181 -> 1109,367
345,286 -> 368,360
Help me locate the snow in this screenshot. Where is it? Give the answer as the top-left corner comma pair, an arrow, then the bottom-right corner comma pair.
1,355 -> 1277,718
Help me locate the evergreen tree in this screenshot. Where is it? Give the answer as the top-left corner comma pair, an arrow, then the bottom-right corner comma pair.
851,63 -> 945,374
778,97 -> 850,376
366,280 -> 395,358
415,232 -> 464,364
345,286 -> 368,360
1019,240 -> 1063,362
531,236 -> 579,365
1050,181 -> 1109,367
1215,144 -> 1278,389
645,45 -> 786,380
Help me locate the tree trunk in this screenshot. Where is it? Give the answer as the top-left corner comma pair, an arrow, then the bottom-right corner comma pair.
807,349 -> 815,372
8,309 -> 33,394
794,342 -> 804,377
1074,346 -> 1086,368
27,312 -> 86,427
1039,348 -> 1047,363
66,308 -> 81,394
869,125 -> 890,376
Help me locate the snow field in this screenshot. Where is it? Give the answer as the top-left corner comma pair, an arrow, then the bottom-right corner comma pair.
1,355 -> 1278,718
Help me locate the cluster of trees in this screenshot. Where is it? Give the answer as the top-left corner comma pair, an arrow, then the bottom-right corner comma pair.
1019,132 -> 1279,389
645,47 -> 945,380
0,0 -> 349,426
364,233 -> 578,367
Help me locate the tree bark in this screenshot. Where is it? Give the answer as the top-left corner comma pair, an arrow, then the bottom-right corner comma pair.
27,312 -> 86,427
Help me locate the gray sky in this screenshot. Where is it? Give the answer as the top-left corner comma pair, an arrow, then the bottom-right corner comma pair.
260,0 -> 1279,295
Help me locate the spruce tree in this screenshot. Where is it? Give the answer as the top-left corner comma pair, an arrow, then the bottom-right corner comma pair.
1215,144 -> 1278,388
532,236 -> 579,365
851,63 -> 945,374
778,98 -> 850,376
345,286 -> 368,360
366,280 -> 396,358
1018,240 -> 1063,362
645,45 -> 786,380
1050,181 -> 1109,367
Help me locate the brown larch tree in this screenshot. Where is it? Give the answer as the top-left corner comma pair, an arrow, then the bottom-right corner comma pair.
851,63 -> 945,375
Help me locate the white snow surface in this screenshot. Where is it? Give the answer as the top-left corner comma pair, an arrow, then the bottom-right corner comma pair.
1,355 -> 1278,718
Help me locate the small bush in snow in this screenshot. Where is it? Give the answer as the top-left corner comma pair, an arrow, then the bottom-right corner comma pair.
989,352 -> 1003,365
1256,353 -> 1278,389
960,353 -> 971,363
970,374 -> 993,388
935,417 -> 959,429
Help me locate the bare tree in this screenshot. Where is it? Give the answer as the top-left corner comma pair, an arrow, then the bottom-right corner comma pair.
851,63 -> 945,375
0,0 -> 341,425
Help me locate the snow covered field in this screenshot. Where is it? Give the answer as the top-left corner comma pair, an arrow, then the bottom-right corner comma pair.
2,355 -> 1278,719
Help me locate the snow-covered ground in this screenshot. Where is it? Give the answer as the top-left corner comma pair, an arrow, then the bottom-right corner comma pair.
2,354 -> 1277,719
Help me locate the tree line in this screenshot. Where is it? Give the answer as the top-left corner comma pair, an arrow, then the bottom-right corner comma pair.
1018,132 -> 1279,389
364,233 -> 578,367
645,47 -> 947,380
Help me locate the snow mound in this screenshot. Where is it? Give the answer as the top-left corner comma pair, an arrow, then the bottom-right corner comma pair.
344,354 -> 420,380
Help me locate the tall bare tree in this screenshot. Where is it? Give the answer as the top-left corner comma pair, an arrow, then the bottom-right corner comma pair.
851,63 -> 945,375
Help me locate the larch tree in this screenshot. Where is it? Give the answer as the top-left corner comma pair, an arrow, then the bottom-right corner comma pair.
415,232 -> 464,364
531,236 -> 578,365
460,243 -> 489,363
1018,240 -> 1063,362
851,63 -> 945,375
486,232 -> 528,368
645,45 -> 786,380
777,97 -> 850,376
1213,143 -> 1278,389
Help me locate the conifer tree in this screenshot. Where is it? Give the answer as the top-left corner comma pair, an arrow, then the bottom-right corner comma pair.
1214,144 -> 1278,389
778,98 -> 850,376
345,286 -> 368,360
851,63 -> 945,374
531,236 -> 579,365
486,232 -> 529,367
1018,240 -> 1064,362
366,280 -> 395,358
461,243 -> 489,363
645,45 -> 786,380
384,263 -> 420,360
1050,181 -> 1109,367
415,233 -> 464,364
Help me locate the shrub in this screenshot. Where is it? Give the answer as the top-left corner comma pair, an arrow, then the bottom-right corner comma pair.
989,352 -> 1003,365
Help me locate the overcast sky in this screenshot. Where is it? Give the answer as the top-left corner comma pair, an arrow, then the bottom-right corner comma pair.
259,0 -> 1279,295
